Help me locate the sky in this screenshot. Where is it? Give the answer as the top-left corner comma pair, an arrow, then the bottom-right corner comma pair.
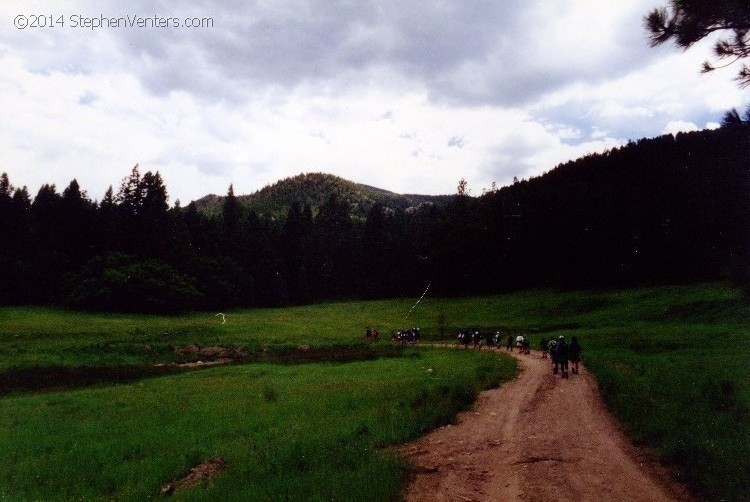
0,0 -> 746,204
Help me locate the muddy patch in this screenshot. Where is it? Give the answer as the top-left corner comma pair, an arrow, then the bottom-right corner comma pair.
171,344 -> 248,367
170,343 -> 409,366
161,456 -> 227,496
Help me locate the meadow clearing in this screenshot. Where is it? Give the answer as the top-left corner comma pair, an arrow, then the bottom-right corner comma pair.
0,283 -> 747,500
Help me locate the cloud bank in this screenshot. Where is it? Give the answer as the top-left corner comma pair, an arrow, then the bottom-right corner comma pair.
0,0 -> 745,202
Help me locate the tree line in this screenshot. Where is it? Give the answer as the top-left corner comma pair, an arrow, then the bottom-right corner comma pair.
1,126 -> 747,313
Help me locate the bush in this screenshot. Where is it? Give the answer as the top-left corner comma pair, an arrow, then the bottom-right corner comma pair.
65,253 -> 204,313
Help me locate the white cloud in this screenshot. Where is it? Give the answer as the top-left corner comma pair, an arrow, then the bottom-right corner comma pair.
0,0 -> 746,204
663,120 -> 699,135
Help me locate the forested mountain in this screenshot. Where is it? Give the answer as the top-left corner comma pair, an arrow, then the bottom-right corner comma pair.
193,172 -> 452,219
1,126 -> 747,313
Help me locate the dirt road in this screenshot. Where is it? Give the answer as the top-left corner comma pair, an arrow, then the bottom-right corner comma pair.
402,349 -> 691,502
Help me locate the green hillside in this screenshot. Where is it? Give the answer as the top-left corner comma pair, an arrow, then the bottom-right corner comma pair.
191,172 -> 452,218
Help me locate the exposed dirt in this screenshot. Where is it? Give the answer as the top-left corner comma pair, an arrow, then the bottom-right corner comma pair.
161,456 -> 227,495
402,349 -> 693,502
169,343 -> 408,366
172,344 -> 248,362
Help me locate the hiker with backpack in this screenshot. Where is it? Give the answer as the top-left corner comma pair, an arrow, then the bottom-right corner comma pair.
549,339 -> 558,373
569,336 -> 582,374
516,334 -> 525,352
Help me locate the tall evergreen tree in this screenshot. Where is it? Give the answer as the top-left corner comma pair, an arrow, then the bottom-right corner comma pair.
139,171 -> 170,258
243,210 -> 285,306
111,166 -> 171,258
0,174 -> 15,273
0,173 -> 11,209
114,165 -> 144,255
10,187 -> 31,223
116,165 -> 144,216
60,179 -> 97,267
29,184 -> 65,302
97,185 -> 118,253
222,184 -> 241,235
360,202 -> 391,298
314,192 -> 355,299
0,175 -> 25,303
281,201 -> 314,303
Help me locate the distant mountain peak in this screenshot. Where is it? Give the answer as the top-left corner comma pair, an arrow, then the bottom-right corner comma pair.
191,172 -> 451,218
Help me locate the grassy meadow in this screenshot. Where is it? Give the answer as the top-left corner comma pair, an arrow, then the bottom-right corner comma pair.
0,282 -> 747,500
0,350 -> 514,500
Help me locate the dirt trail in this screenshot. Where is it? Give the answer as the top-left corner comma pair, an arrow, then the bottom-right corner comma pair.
402,349 -> 691,502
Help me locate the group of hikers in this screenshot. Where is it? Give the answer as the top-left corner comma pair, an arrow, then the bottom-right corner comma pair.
540,335 -> 582,378
456,329 -> 583,379
365,327 -> 422,344
367,326 -> 582,377
457,328 -> 499,348
391,327 -> 421,344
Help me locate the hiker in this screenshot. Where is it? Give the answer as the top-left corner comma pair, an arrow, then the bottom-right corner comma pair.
458,330 -> 471,348
485,331 -> 497,349
472,329 -> 482,349
569,336 -> 582,374
549,339 -> 558,373
506,333 -> 513,351
365,327 -> 379,342
540,337 -> 549,358
523,336 -> 531,355
516,334 -> 525,352
556,336 -> 569,378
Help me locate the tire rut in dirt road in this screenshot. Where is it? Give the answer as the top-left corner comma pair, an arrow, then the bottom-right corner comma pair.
401,349 -> 691,502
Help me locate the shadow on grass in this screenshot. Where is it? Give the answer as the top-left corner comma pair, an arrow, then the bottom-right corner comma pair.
0,344 -> 410,395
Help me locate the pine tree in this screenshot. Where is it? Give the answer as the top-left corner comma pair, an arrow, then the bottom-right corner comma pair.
116,164 -> 144,217
97,185 -> 118,252
0,173 -> 12,206
139,171 -> 170,258
60,179 -> 96,266
281,201 -> 314,303
314,192 -> 355,299
360,202 -> 390,298
222,184 -> 241,234
645,1 -> 750,86
243,210 -> 285,306
0,175 -> 25,303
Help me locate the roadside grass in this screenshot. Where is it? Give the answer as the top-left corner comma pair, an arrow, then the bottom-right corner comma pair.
0,282 -> 747,500
584,346 -> 749,501
491,284 -> 748,502
0,349 -> 515,501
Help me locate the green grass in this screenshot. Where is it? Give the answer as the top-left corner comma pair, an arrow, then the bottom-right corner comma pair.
0,349 -> 515,501
0,282 -> 747,500
0,299 -> 454,371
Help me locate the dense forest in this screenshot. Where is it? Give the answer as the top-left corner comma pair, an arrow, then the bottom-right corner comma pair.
1,126 -> 747,313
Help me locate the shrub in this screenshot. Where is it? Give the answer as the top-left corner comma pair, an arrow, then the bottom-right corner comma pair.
65,253 -> 203,313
